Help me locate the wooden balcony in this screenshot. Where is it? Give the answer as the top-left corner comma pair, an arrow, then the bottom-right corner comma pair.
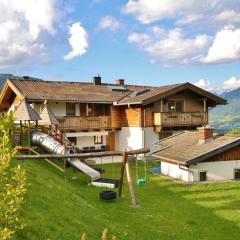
58,116 -> 112,131
154,112 -> 208,128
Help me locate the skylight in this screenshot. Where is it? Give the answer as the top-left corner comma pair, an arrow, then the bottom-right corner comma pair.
107,86 -> 127,92
130,88 -> 150,98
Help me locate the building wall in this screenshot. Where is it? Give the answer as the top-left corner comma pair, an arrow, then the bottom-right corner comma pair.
47,102 -> 66,117
65,131 -> 108,150
190,160 -> 240,182
115,127 -> 144,151
115,126 -> 159,153
153,92 -> 204,113
144,127 -> 159,154
161,162 -> 193,182
161,160 -> 240,183
112,107 -> 142,128
32,102 -> 67,117
75,135 -> 107,150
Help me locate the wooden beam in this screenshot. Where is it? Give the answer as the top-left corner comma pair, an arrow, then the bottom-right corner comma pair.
118,151 -> 128,197
160,99 -> 163,112
203,98 -> 207,112
125,160 -> 137,208
28,121 -> 31,147
20,120 -> 22,146
15,148 -> 150,160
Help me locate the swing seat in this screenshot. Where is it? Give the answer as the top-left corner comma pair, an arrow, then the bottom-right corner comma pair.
137,178 -> 145,186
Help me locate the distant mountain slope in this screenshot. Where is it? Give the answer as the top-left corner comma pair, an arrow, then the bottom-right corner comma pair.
210,88 -> 240,126
0,74 -> 14,91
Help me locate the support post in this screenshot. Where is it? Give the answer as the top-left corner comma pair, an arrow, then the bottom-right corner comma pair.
64,158 -> 67,180
160,99 -> 163,112
20,120 -> 22,146
203,98 -> 207,112
125,161 -> 137,208
28,121 -> 31,147
118,151 -> 128,197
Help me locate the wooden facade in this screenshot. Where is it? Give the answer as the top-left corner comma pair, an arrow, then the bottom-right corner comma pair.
204,145 -> 240,163
152,91 -> 208,132
0,79 -> 223,133
154,112 -> 208,127
58,116 -> 112,131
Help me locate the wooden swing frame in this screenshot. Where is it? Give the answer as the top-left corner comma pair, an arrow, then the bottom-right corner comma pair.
15,148 -> 150,208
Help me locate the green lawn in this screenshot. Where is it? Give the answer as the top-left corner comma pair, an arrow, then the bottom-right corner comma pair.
13,159 -> 240,240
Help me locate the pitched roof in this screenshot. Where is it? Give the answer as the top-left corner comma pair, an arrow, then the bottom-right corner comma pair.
115,82 -> 226,106
153,131 -> 240,165
10,79 -> 145,103
38,105 -> 59,126
115,84 -> 181,105
14,99 -> 41,121
6,78 -> 226,106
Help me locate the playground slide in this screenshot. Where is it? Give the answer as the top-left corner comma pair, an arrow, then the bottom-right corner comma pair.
70,159 -> 100,181
32,132 -> 101,180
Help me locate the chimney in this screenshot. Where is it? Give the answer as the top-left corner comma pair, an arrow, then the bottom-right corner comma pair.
198,126 -> 213,144
22,76 -> 30,80
116,79 -> 125,86
93,75 -> 101,85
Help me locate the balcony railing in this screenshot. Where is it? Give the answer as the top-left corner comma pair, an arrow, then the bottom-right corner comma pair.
154,112 -> 208,127
58,116 -> 112,130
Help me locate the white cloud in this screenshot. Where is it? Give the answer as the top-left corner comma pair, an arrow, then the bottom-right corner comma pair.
194,79 -> 217,92
201,26 -> 240,64
214,10 -> 240,24
0,0 -> 57,69
222,76 -> 240,91
176,14 -> 203,25
128,27 -> 210,65
194,76 -> 240,93
123,0 -> 240,26
64,22 -> 89,61
98,16 -> 120,31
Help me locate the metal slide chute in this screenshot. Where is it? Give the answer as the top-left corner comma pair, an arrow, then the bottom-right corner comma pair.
31,132 -> 117,187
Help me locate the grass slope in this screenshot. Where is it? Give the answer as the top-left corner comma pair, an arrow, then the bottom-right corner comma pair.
14,159 -> 240,240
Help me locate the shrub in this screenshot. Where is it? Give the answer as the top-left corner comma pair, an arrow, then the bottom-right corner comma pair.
0,113 -> 27,240
228,128 -> 240,136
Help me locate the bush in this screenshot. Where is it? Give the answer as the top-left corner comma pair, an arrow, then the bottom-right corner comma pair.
0,113 -> 27,240
228,128 -> 240,136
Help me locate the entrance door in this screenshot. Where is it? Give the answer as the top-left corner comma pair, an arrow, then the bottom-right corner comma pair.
108,132 -> 115,151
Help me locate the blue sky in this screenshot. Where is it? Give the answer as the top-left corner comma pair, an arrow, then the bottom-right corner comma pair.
0,0 -> 240,92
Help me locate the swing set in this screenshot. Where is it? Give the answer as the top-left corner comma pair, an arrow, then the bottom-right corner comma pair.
16,148 -> 150,207
135,156 -> 147,186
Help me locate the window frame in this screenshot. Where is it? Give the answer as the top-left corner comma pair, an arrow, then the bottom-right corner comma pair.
66,103 -> 76,116
234,168 -> 240,180
168,99 -> 185,113
94,135 -> 103,145
199,171 -> 207,182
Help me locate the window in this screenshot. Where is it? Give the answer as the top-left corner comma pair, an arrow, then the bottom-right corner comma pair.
234,169 -> 240,180
199,171 -> 207,181
87,103 -> 94,117
66,103 -> 76,116
168,100 -> 184,113
94,135 -> 103,144
95,104 -> 111,116
80,103 -> 87,117
67,137 -> 77,146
